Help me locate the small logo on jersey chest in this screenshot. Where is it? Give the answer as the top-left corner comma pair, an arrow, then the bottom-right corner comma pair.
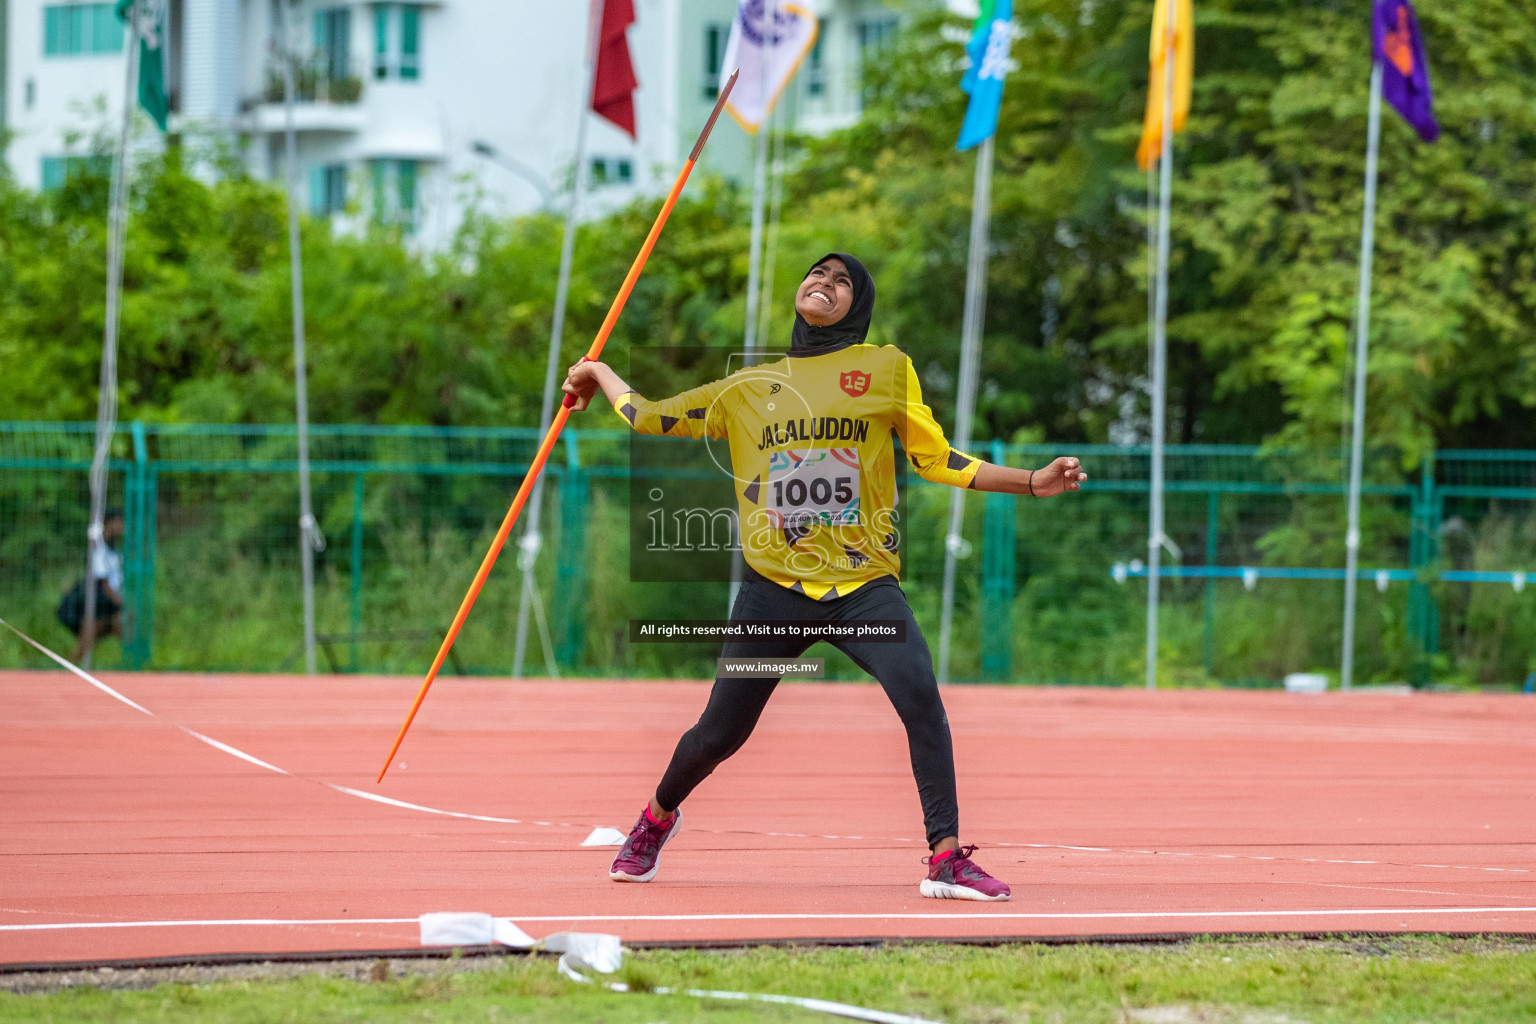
840,370 -> 870,397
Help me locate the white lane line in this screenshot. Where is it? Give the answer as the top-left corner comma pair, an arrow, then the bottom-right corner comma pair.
7,906 -> 1536,932
987,841 -> 1531,877
476,906 -> 1536,923
1272,881 -> 1517,900
327,784 -> 531,825
0,918 -> 414,932
0,618 -> 580,832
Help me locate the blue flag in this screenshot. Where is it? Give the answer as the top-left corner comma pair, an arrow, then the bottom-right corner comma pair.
957,0 -> 1013,151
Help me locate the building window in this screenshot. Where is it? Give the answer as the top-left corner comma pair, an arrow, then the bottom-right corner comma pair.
857,16 -> 898,107
43,3 -> 123,57
309,163 -> 347,217
369,158 -> 419,231
374,4 -> 421,81
399,6 -> 419,79
314,7 -> 352,81
702,23 -> 726,98
805,19 -> 826,97
41,154 -> 110,191
398,159 -> 417,213
589,156 -> 633,187
857,16 -> 897,52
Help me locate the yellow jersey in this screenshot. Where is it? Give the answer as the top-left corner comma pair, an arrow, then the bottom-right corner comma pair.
613,344 -> 982,600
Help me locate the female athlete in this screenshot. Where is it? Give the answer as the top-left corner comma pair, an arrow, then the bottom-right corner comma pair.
562,252 -> 1086,900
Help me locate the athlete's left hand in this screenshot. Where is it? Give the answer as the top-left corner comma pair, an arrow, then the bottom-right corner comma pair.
1031,457 -> 1087,497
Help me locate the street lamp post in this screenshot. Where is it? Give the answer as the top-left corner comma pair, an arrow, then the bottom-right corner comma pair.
470,140 -> 555,209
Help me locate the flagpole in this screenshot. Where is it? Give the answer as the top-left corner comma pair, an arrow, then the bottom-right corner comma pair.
937,134 -> 994,686
740,114 -> 772,363
1146,0 -> 1178,691
274,0 -> 321,676
512,0 -> 603,679
82,2 -> 142,669
1341,60 -> 1383,693
728,0 -> 779,614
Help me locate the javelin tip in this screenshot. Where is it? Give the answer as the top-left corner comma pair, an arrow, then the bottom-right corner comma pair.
690,69 -> 739,161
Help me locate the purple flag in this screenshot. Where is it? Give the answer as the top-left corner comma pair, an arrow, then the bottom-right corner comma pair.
1372,0 -> 1438,142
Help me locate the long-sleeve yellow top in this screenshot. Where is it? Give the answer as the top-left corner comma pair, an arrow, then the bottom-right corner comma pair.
613,344 -> 981,600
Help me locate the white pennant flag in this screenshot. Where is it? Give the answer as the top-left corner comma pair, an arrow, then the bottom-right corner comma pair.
722,0 -> 819,133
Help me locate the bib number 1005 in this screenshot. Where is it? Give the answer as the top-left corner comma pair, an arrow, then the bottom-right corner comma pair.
773,476 -> 853,508
765,448 -> 861,527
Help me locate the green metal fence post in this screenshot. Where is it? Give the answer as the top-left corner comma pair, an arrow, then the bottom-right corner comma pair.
1426,459 -> 1442,673
980,439 -> 1015,682
350,472 -> 364,673
123,422 -> 146,668
556,432 -> 589,671
140,465 -> 157,666
1408,452 -> 1438,687
1203,490 -> 1218,678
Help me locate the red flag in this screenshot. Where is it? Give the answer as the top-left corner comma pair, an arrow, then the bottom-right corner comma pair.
591,0 -> 638,139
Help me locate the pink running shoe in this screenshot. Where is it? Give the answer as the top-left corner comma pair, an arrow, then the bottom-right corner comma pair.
920,845 -> 1011,901
609,806 -> 682,882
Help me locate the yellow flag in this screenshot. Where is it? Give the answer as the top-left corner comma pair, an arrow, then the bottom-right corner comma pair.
1136,0 -> 1194,170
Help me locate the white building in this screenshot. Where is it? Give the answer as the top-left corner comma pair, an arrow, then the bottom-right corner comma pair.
1,0 -> 904,248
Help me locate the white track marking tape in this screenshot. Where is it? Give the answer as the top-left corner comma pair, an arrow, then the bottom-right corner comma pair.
555,933 -> 946,1024
607,982 -> 944,1024
581,827 -> 629,847
0,618 -> 588,831
7,906 -> 1536,932
4,618 -> 1528,878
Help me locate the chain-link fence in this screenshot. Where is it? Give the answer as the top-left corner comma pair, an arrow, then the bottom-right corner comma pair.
4,422 -> 1534,688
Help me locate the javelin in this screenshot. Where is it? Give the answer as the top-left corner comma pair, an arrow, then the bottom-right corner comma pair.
377,70 -> 740,783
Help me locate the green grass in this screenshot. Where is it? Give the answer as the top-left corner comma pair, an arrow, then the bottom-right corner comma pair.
4,938 -> 1535,1023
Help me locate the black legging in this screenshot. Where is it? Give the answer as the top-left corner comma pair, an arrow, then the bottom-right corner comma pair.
655,566 -> 959,845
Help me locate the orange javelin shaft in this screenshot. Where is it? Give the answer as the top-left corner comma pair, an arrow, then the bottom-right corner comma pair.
378,70 -> 739,783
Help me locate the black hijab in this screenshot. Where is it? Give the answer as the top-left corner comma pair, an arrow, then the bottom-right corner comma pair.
788,252 -> 875,356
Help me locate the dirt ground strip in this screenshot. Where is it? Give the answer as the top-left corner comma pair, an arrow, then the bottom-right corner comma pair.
0,949 -> 529,995
4,936 -> 1535,996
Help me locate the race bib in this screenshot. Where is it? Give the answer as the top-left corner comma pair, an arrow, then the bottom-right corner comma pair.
765,448 -> 861,527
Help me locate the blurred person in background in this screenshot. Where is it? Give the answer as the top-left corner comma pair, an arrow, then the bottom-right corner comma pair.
59,509 -> 126,661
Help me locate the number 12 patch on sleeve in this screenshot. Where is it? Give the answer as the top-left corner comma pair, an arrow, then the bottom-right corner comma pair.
766,448 -> 861,527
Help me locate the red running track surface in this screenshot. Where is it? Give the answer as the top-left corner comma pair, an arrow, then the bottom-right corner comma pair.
2,670 -> 1535,965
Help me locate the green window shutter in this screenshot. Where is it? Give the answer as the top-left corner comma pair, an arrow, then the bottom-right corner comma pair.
397,160 -> 416,221
369,159 -> 386,221
41,157 -> 64,192
308,165 -> 327,217
326,8 -> 352,80
54,5 -> 71,55
373,5 -> 388,78
66,4 -> 84,53
314,9 -> 328,51
329,165 -> 347,212
46,4 -> 88,56
702,25 -> 719,97
399,5 -> 418,80
92,4 -> 123,53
